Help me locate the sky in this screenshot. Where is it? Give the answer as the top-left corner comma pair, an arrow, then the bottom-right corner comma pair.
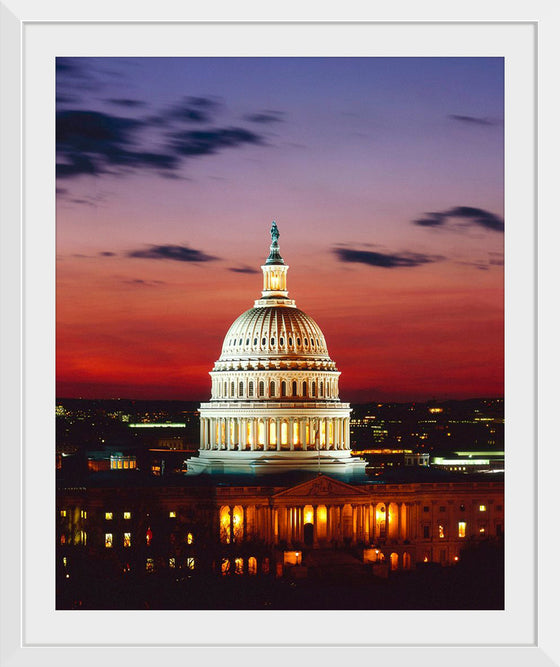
56,57 -> 504,403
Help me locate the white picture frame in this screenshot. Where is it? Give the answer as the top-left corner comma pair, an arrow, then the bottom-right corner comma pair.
1,2 -> 557,665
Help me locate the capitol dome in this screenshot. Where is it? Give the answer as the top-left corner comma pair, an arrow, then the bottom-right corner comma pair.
216,306 -> 334,370
187,221 -> 366,479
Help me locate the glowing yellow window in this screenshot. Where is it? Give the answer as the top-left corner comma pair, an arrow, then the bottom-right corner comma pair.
438,525 -> 445,539
80,510 -> 87,519
458,522 -> 466,538
479,504 -> 486,512
60,510 -> 67,517
186,557 -> 195,570
105,512 -> 113,520
479,526 -> 486,534
169,558 -> 176,568
169,511 -> 176,518
187,532 -> 194,545
105,533 -> 113,548
123,532 -> 131,547
123,511 -> 131,519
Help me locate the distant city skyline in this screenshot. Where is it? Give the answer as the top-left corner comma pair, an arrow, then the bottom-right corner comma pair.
56,57 -> 504,402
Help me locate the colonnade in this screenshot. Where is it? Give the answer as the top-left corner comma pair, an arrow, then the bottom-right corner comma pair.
200,415 -> 351,451
210,374 -> 339,400
218,501 -> 415,546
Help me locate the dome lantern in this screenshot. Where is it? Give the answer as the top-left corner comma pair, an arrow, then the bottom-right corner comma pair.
256,220 -> 295,308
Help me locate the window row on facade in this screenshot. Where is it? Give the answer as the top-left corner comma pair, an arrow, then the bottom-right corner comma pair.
211,375 -> 339,400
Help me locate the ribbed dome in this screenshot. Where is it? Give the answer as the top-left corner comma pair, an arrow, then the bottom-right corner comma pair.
219,305 -> 330,361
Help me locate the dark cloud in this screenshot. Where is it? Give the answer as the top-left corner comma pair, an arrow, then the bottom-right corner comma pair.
244,110 -> 285,124
160,96 -> 222,125
99,251 -> 116,256
229,266 -> 260,274
448,114 -> 497,126
122,278 -> 166,286
412,206 -> 504,233
333,247 -> 443,269
105,98 -> 147,108
128,244 -> 218,262
56,110 -> 179,178
169,127 -> 264,157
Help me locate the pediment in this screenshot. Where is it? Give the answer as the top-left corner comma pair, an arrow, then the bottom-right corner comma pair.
273,474 -> 369,500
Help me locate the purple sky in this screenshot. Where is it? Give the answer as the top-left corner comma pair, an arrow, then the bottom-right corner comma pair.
56,57 -> 504,402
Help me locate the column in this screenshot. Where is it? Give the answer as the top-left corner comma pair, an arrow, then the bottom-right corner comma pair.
326,506 -> 331,541
276,418 -> 281,451
250,419 -> 256,451
264,418 -> 270,450
226,418 -> 232,450
289,419 -> 294,451
386,502 -> 391,540
242,505 -> 247,542
312,506 -> 318,545
397,503 -> 402,541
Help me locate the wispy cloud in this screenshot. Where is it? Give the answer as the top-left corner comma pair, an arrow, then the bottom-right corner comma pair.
413,206 -> 504,233
244,110 -> 285,124
448,114 -> 499,126
128,244 -> 218,262
333,247 -> 444,269
228,265 -> 260,274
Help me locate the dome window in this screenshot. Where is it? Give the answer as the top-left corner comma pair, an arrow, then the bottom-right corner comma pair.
271,338 -> 275,346
253,338 -> 257,346
233,339 -> 236,346
258,381 -> 265,397
319,381 -> 324,397
311,382 -> 316,397
297,337 -> 301,346
270,382 -> 276,397
279,337 -> 284,346
304,338 -> 308,346
292,380 -> 297,396
289,337 -> 293,346
262,338 -> 266,346
239,381 -> 244,396
281,381 -> 287,397
231,382 -> 235,396
248,381 -> 254,397
302,381 -> 307,396
311,339 -> 314,347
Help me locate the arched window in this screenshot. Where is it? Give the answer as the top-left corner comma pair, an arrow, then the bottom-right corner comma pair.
231,382 -> 235,397
270,381 -> 276,397
319,381 -> 324,397
248,381 -> 254,397
297,337 -> 301,346
258,381 -> 265,397
292,380 -> 298,396
311,382 -> 316,397
270,337 -> 275,346
239,381 -> 244,397
262,337 -> 266,346
281,381 -> 287,397
289,337 -> 293,346
279,337 -> 284,346
302,381 -> 307,397
304,337 -> 308,347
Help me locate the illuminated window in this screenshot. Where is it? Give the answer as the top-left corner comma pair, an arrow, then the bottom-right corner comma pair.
123,511 -> 131,519
60,510 -> 67,517
123,532 -> 131,547
234,557 -> 243,574
186,557 -> 195,570
60,535 -> 66,545
169,558 -> 176,568
186,532 -> 194,545
105,533 -> 113,548
458,522 -> 466,538
479,527 -> 486,534
146,558 -> 154,572
169,511 -> 176,518
80,510 -> 87,519
105,512 -> 113,520
438,525 -> 445,539
248,556 -> 257,575
145,528 -> 152,545
479,505 -> 486,512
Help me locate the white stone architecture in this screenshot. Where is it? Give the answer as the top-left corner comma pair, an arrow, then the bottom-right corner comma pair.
188,222 -> 367,478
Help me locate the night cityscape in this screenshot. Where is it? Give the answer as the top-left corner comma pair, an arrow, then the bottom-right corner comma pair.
56,57 -> 504,611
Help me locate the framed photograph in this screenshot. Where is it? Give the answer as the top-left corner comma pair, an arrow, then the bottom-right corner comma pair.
1,3 -> 556,666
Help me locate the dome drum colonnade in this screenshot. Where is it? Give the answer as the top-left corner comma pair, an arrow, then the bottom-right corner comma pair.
188,221 -> 366,477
